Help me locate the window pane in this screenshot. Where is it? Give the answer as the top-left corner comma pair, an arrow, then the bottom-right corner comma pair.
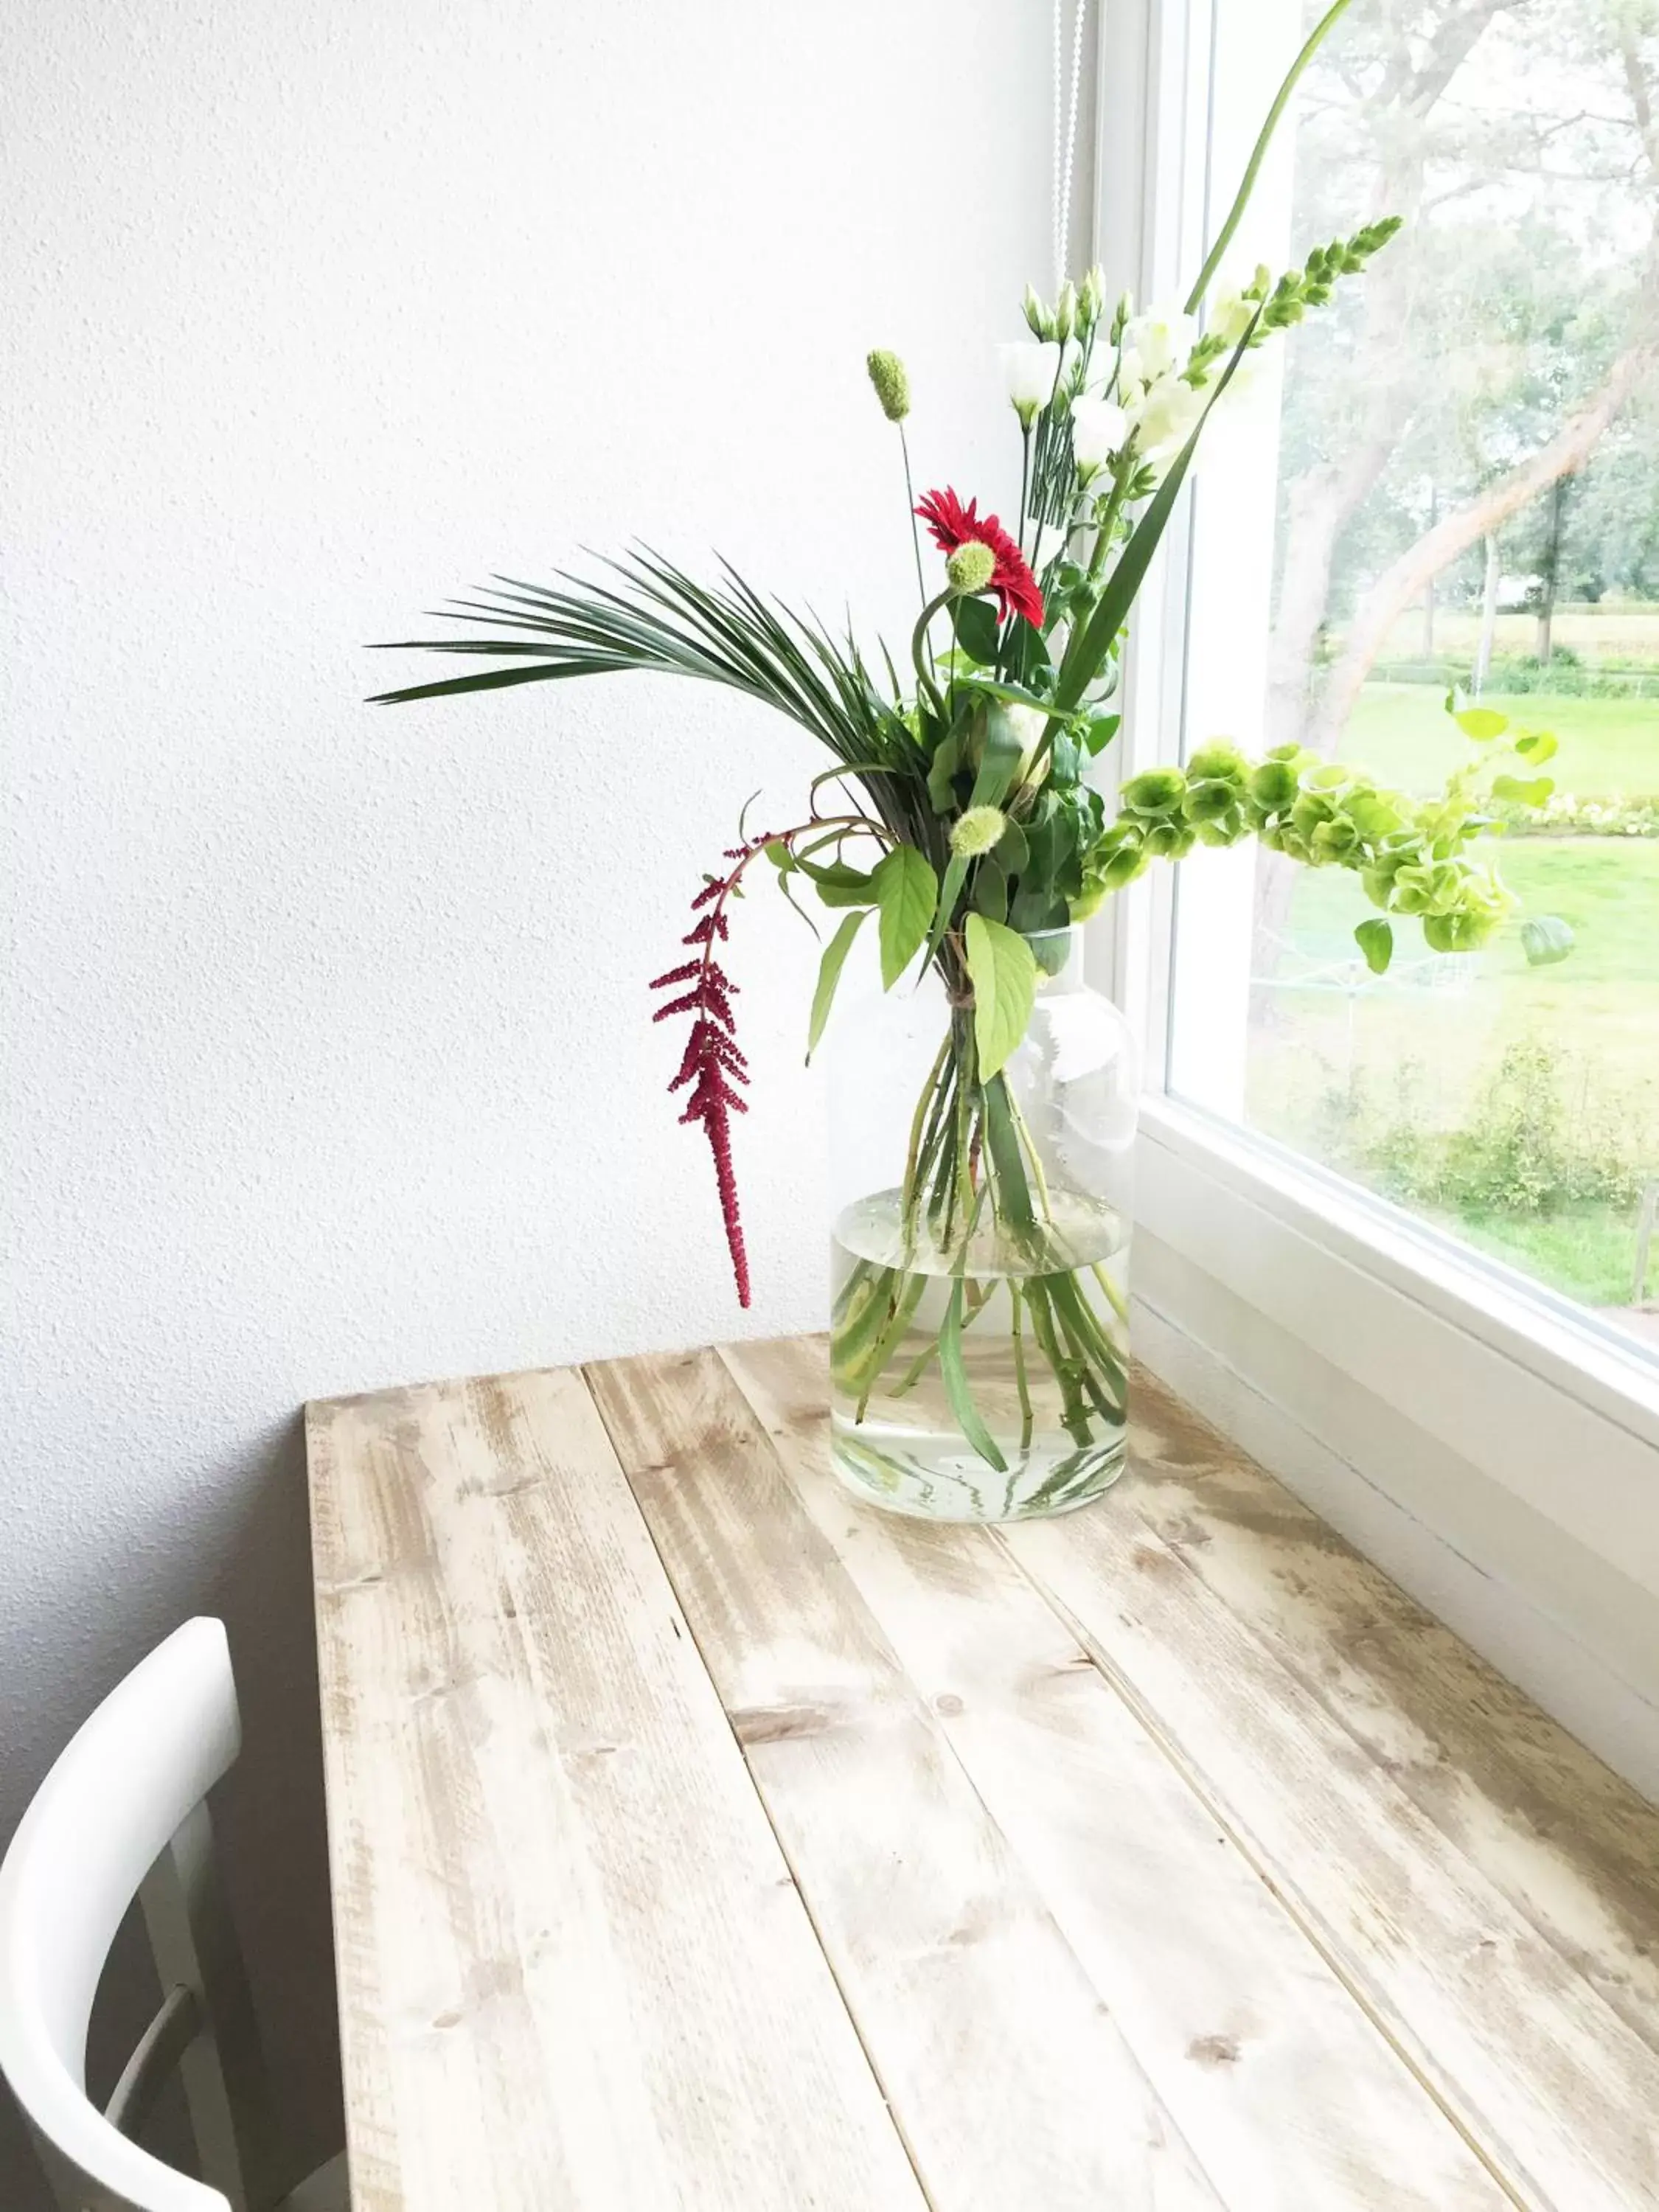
1171,0 -> 1659,1355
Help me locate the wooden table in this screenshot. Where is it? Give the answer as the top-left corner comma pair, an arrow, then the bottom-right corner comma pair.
307,1338 -> 1659,2211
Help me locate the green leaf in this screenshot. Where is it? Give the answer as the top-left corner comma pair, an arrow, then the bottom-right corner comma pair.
996,817 -> 1030,877
795,856 -> 876,909
814,878 -> 879,909
1491,774 -> 1554,808
1354,917 -> 1394,975
1008,886 -> 1067,933
971,858 -> 1009,922
1514,729 -> 1558,764
914,710 -> 1026,975
917,852 -> 963,959
951,596 -> 1001,667
967,703 -> 1026,810
762,838 -> 796,871
1048,731 -> 1082,787
1083,713 -> 1121,756
938,1279 -> 1008,1472
807,910 -> 869,1057
1520,914 -> 1574,967
928,728 -> 963,813
964,914 -> 1038,1078
1455,706 -> 1509,741
960,677 -> 1057,714
980,1076 -> 1036,1231
367,661 -> 575,706
872,846 -> 938,987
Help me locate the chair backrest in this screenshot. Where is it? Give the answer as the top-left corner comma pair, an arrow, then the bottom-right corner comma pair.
0,1620 -> 282,2212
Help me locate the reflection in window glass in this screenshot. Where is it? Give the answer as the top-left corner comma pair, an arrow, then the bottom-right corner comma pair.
1222,0 -> 1659,1351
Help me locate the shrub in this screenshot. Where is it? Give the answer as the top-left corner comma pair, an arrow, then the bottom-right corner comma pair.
1320,1044 -> 1652,1217
1492,793 -> 1659,838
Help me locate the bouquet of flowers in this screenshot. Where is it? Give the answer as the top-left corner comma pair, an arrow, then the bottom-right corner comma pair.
373,8 -> 1566,1517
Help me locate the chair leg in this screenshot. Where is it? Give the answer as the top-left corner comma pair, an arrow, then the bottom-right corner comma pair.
139,1800 -> 285,2212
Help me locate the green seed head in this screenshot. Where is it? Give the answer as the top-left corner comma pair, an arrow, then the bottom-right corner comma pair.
945,541 -> 997,595
865,348 -> 911,424
949,805 -> 1009,858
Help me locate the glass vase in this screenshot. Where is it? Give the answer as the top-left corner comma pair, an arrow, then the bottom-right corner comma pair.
827,925 -> 1137,1521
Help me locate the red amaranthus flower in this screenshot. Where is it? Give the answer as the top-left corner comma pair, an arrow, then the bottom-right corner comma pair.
650,843 -> 769,1307
915,487 -> 1045,629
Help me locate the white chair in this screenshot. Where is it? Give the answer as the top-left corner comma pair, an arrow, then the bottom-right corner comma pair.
0,1618 -> 349,2212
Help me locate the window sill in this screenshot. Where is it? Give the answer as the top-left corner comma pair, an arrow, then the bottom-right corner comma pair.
1133,1095 -> 1659,1595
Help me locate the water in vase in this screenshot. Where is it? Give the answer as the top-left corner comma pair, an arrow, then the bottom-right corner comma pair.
830,1184 -> 1130,1520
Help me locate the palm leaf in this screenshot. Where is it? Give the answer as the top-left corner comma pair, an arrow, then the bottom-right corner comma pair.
369,548 -> 902,772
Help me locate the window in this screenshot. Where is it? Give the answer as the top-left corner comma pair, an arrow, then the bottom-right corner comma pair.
1164,0 -> 1659,1358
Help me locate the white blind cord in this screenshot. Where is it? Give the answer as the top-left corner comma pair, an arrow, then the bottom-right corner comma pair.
1052,0 -> 1090,290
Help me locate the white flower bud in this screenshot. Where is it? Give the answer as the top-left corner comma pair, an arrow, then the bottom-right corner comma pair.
1022,283 -> 1052,338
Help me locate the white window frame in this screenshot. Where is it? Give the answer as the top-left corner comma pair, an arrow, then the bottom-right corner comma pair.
1085,0 -> 1659,1794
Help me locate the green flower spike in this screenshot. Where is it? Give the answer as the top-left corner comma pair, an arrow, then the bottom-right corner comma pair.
865,349 -> 911,424
945,541 -> 997,595
950,805 -> 1009,858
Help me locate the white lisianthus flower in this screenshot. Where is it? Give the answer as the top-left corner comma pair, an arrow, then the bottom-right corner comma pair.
1070,396 -> 1129,474
1124,304 -> 1196,383
1001,339 -> 1062,424
1127,370 -> 1205,464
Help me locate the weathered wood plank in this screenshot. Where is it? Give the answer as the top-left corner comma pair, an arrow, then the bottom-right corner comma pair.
722,1333 -> 1516,2212
585,1343 -> 1227,2212
307,1368 -> 929,2212
1003,1468 -> 1659,2212
1123,1369 -> 1659,2053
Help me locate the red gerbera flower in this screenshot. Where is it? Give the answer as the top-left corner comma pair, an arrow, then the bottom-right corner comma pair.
915,487 -> 1045,630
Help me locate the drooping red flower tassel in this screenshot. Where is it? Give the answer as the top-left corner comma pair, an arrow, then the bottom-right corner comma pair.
651,841 -> 774,1307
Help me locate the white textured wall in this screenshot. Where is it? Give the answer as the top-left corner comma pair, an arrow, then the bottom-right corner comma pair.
1,0 -> 1064,2197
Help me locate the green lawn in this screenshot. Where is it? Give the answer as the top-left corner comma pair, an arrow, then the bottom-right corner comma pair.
1339,685 -> 1659,798
1452,1205 -> 1647,1311
1281,834 -> 1659,1001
